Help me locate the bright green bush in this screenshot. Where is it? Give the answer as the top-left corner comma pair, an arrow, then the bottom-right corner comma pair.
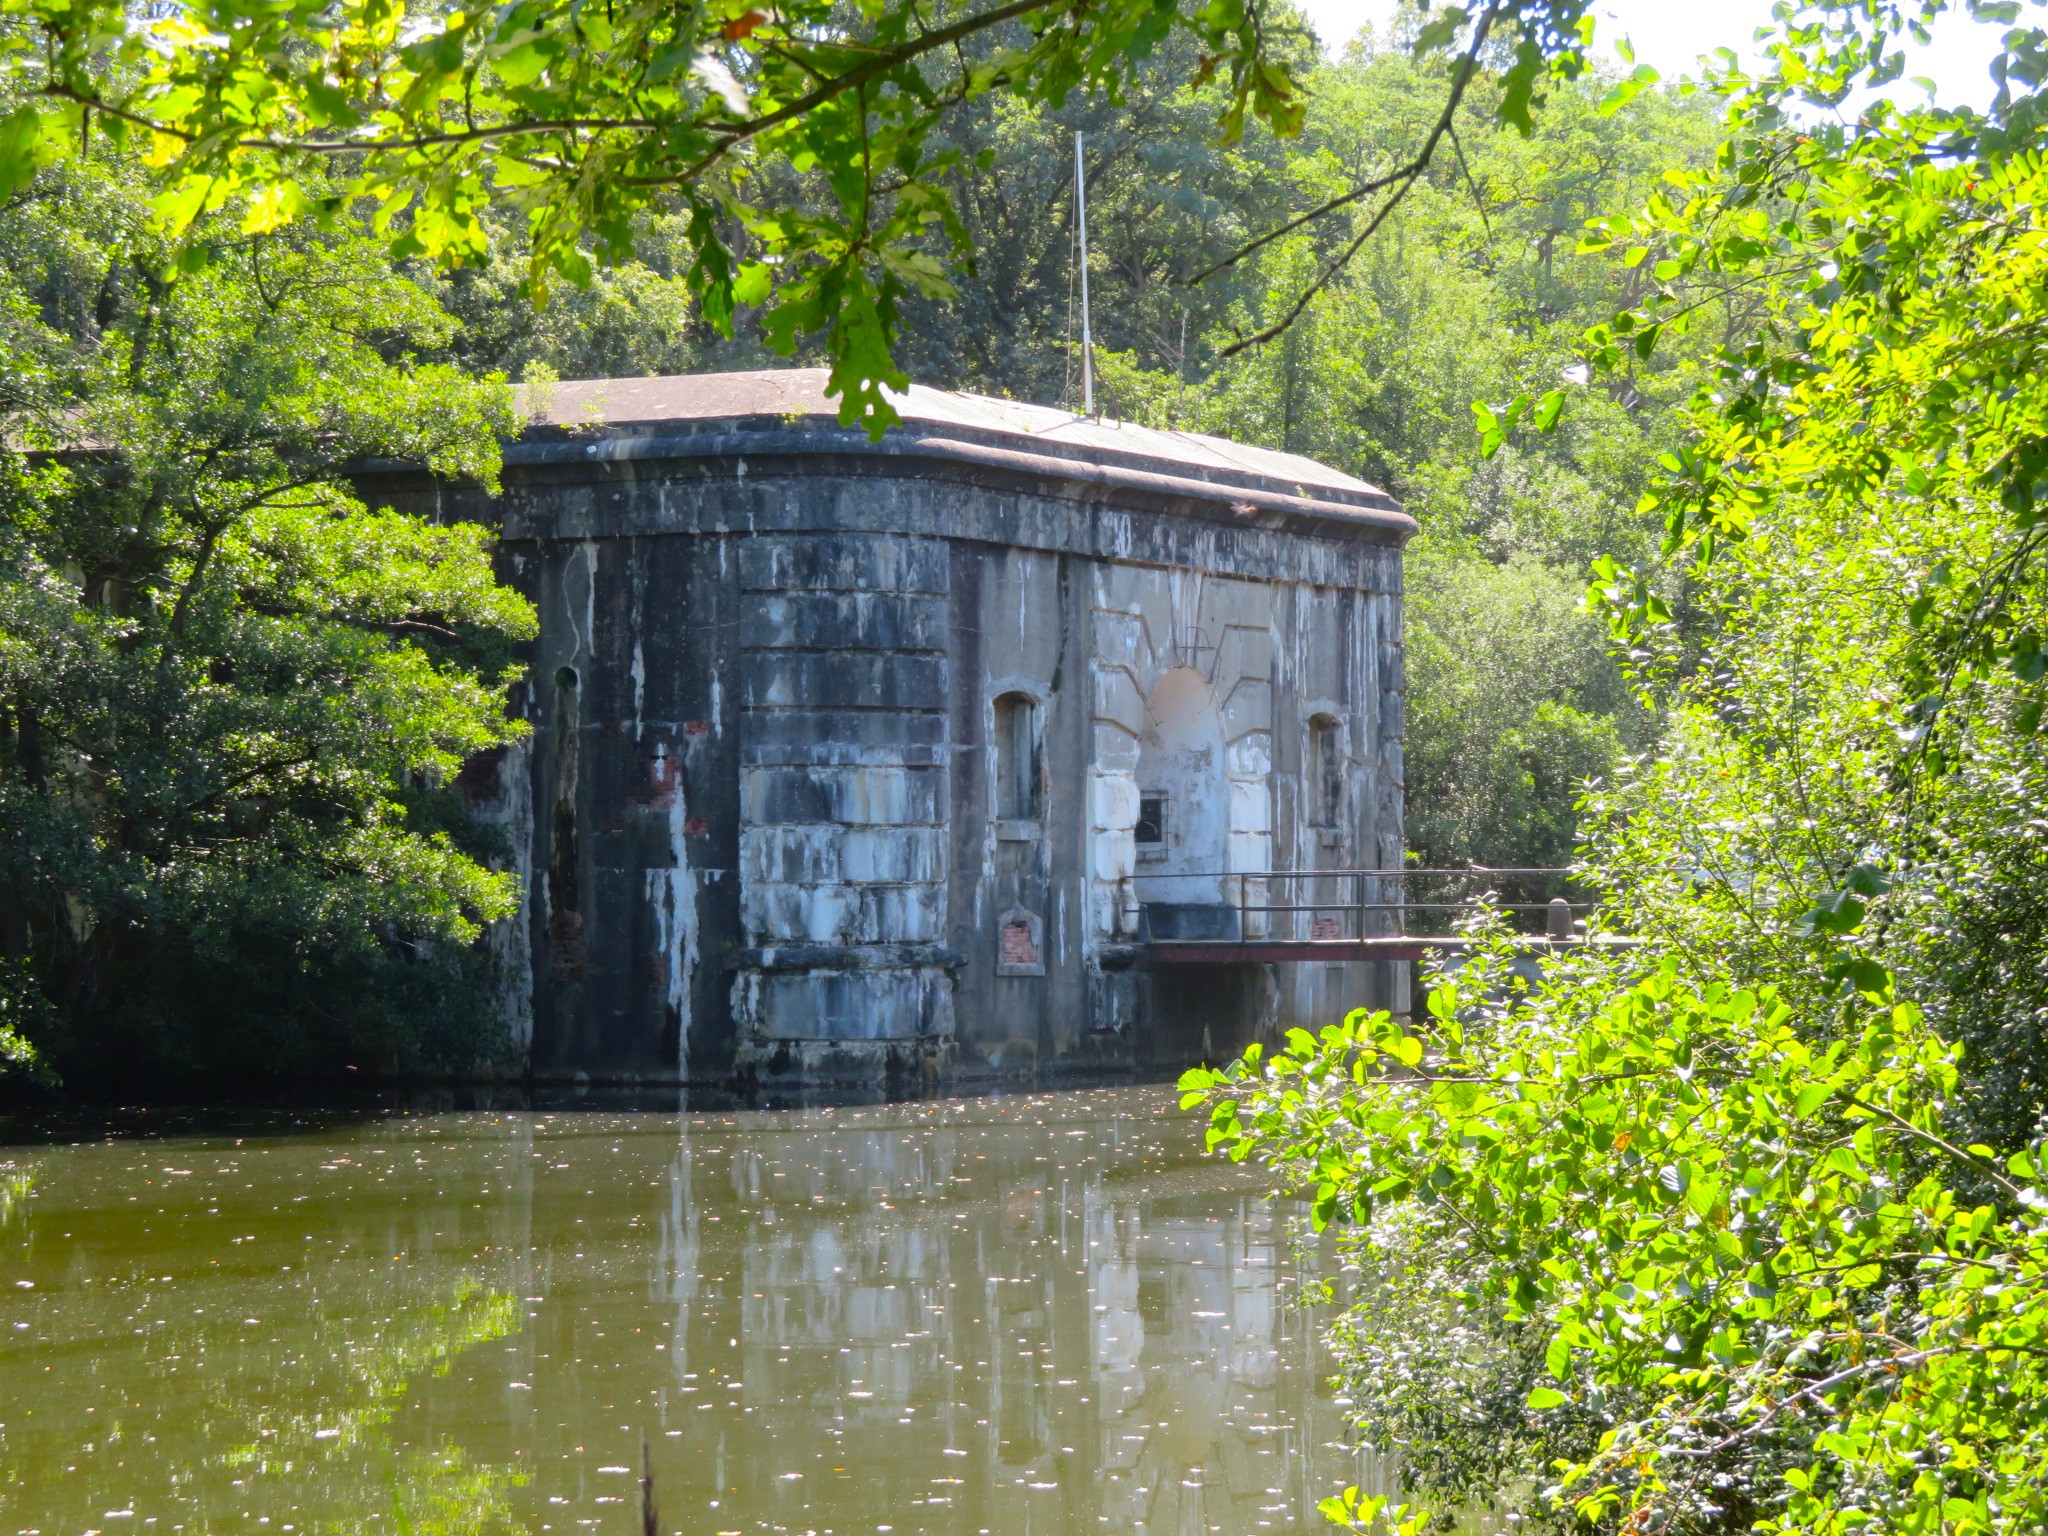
1185,939 -> 2048,1535
1187,5 -> 2048,1531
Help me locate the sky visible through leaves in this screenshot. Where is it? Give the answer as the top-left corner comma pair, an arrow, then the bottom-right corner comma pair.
1305,0 -> 2008,105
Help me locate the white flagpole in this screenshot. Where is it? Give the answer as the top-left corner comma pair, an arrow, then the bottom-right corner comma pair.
1075,130 -> 1094,417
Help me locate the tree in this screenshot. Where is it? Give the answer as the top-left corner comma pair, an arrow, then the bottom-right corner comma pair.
1185,947 -> 2048,1535
0,147 -> 533,1086
1180,5 -> 2048,1532
0,0 -> 1624,425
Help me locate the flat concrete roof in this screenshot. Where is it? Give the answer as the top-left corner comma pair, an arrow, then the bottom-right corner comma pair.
515,369 -> 1406,531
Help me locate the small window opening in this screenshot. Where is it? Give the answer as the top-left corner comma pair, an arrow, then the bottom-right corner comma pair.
1308,715 -> 1344,828
1135,793 -> 1167,847
992,692 -> 1042,821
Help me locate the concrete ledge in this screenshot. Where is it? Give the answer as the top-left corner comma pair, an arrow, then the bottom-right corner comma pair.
480,425 -> 1414,542
727,943 -> 965,972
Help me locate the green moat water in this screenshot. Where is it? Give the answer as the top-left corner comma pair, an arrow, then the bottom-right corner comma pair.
0,1088 -> 1383,1536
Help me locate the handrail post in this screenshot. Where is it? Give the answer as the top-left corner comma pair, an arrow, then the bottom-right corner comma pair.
1238,871 -> 1247,944
1547,896 -> 1574,941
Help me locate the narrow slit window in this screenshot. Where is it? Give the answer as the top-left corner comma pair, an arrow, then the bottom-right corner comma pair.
1308,715 -> 1344,828
992,692 -> 1042,821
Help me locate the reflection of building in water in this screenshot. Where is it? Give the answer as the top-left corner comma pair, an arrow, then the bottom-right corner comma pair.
0,1096 -> 1387,1536
628,1096 -> 1360,1534
1086,1201 -> 1323,1532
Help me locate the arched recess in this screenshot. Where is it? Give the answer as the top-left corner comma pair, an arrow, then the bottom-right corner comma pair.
1134,666 -> 1229,911
990,690 -> 1044,824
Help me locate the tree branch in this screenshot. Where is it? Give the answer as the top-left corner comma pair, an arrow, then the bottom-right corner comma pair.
1188,0 -> 1503,293
40,0 -> 1064,173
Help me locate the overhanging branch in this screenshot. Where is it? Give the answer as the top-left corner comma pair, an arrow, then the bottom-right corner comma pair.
36,0 -> 1064,172
1200,0 -> 1505,357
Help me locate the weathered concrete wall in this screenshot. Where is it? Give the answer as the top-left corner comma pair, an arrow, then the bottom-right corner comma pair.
731,532 -> 955,1085
1080,566 -> 1408,1056
944,544 -> 1098,1078
1269,580 -> 1411,1027
362,401 -> 1408,1087
455,733 -> 535,1065
512,533 -> 744,1081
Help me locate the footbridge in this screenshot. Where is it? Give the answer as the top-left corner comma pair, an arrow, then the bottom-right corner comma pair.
1111,866 -> 1635,966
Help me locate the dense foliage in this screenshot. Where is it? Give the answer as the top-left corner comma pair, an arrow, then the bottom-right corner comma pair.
1192,948 -> 2048,1535
0,0 -> 1647,428
8,0 -> 2048,1523
0,151 -> 532,1087
1183,3 -> 2048,1533
0,0 -> 1747,1088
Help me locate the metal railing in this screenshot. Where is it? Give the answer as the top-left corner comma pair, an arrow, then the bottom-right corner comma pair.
1118,865 -> 1597,946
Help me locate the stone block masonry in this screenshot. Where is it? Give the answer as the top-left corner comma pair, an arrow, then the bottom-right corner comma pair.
732,531 -> 955,1072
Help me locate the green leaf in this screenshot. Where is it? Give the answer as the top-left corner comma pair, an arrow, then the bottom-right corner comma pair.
0,106 -> 60,200
1597,64 -> 1660,117
1827,956 -> 1891,998
1471,399 -> 1504,458
731,262 -> 773,307
1799,888 -> 1866,937
1545,1333 -> 1572,1377
1410,6 -> 1468,57
1525,1386 -> 1568,1409
2012,632 -> 2045,683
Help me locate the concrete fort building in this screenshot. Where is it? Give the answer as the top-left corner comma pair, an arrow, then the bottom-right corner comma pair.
367,369 -> 1414,1088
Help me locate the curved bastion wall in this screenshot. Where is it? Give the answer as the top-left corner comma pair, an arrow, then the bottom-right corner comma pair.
359,370 -> 1415,1088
